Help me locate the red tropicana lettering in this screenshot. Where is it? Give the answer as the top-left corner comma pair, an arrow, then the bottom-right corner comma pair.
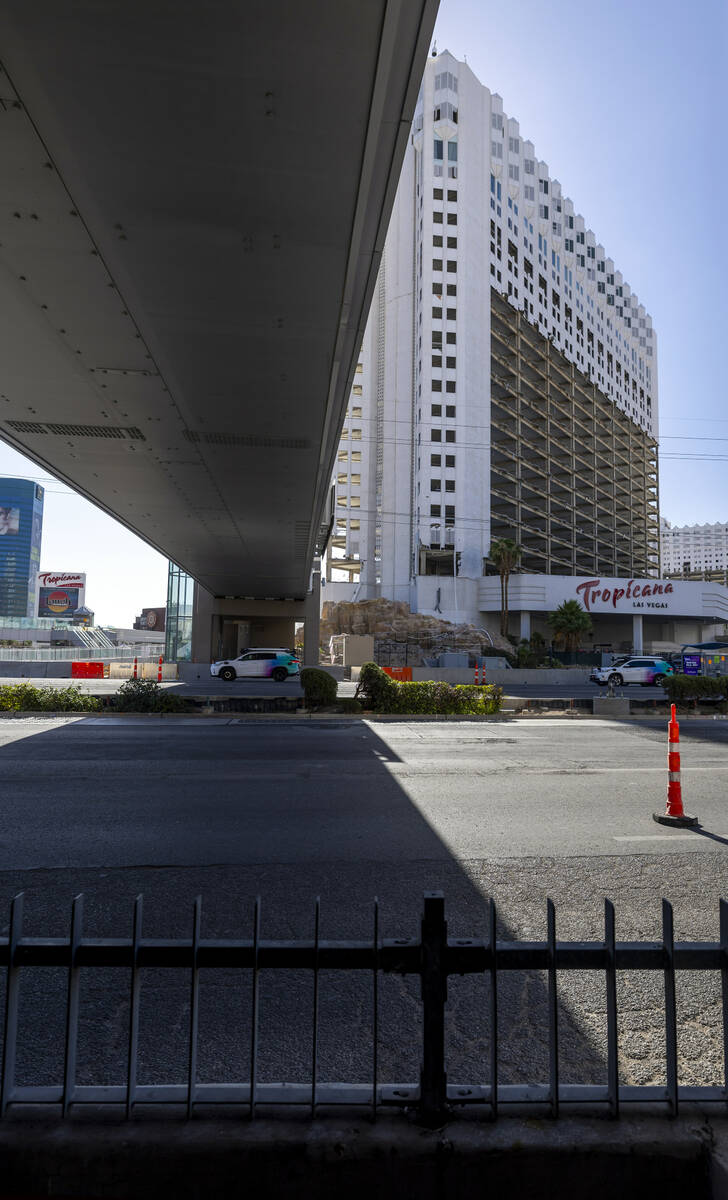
575,579 -> 600,612
633,585 -> 641,597
626,579 -> 635,598
642,585 -> 652,597
602,587 -> 611,602
665,583 -> 673,593
612,587 -> 625,606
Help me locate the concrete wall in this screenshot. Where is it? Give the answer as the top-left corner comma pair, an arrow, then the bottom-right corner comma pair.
0,1116 -> 715,1200
350,666 -> 593,685
0,661 -> 73,678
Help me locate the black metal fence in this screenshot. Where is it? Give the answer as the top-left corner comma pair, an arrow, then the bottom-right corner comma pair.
2,891 -> 727,1123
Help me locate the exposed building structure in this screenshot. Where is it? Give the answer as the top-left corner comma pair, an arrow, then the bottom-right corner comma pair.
661,518 -> 728,580
325,50 -> 660,628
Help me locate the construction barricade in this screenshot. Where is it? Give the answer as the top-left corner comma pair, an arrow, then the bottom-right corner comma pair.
653,703 -> 698,827
70,661 -> 107,679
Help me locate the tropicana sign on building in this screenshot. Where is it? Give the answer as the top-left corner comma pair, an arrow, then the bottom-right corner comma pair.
575,577 -> 674,612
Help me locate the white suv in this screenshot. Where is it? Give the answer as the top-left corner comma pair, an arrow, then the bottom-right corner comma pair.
210,648 -> 300,683
591,657 -> 674,687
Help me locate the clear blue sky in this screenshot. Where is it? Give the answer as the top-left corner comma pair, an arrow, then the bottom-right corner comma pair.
0,0 -> 725,624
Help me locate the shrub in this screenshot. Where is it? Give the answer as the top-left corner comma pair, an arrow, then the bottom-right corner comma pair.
355,663 -> 503,716
299,667 -> 338,708
660,674 -> 726,707
355,662 -> 397,711
111,678 -> 190,713
336,697 -> 363,714
0,683 -> 101,713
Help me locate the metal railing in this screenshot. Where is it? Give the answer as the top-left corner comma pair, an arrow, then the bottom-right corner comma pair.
0,646 -> 159,662
1,892 -> 727,1123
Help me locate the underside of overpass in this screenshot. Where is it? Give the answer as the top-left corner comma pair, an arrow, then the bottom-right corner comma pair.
0,0 -> 436,655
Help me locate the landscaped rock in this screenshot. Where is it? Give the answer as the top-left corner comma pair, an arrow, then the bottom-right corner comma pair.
321,598 -> 511,666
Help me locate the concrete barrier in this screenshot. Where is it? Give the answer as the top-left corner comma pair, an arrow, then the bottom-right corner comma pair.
0,661 -> 73,678
351,667 -> 592,685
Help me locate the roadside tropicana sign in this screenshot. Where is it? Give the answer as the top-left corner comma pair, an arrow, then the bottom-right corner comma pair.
576,577 -> 674,612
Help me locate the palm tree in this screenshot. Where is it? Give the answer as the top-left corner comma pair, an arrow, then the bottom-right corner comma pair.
547,599 -> 593,652
488,538 -> 522,638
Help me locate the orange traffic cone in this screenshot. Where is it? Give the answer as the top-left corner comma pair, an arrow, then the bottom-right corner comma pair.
653,704 -> 698,827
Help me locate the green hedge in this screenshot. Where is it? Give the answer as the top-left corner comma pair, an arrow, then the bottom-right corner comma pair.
300,667 -> 338,707
660,674 -> 727,705
0,683 -> 101,713
356,662 -> 502,716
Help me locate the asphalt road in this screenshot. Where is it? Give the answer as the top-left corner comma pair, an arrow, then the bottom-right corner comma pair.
1,713 -> 727,1100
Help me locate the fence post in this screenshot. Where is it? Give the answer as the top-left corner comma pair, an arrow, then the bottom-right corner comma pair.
418,892 -> 448,1126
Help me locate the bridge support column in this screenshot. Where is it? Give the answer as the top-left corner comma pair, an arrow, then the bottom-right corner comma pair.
632,614 -> 643,654
303,563 -> 321,666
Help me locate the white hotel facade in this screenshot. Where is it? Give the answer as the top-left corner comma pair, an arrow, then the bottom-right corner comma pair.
661,518 -> 728,577
325,51 -> 727,649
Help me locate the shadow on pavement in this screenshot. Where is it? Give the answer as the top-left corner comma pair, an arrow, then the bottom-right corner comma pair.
0,718 -> 625,1100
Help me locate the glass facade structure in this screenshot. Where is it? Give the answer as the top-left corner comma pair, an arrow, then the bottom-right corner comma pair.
0,478 -> 44,618
164,562 -> 194,661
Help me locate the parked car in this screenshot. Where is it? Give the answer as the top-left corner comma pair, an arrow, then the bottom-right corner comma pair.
590,657 -> 674,687
210,648 -> 300,683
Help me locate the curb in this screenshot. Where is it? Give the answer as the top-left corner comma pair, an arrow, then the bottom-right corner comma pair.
0,709 -> 723,724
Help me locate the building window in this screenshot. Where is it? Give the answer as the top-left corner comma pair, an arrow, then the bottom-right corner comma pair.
445,405 -> 456,417
433,211 -> 443,223
431,430 -> 442,442
445,454 -> 455,468
445,380 -> 456,392
446,260 -> 457,272
508,163 -> 519,180
445,480 -> 455,492
491,141 -> 503,158
434,139 -> 443,160
524,185 -> 535,201
431,479 -> 441,492
445,430 -> 456,443
431,454 -> 441,466
539,204 -> 549,219
431,404 -> 442,416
